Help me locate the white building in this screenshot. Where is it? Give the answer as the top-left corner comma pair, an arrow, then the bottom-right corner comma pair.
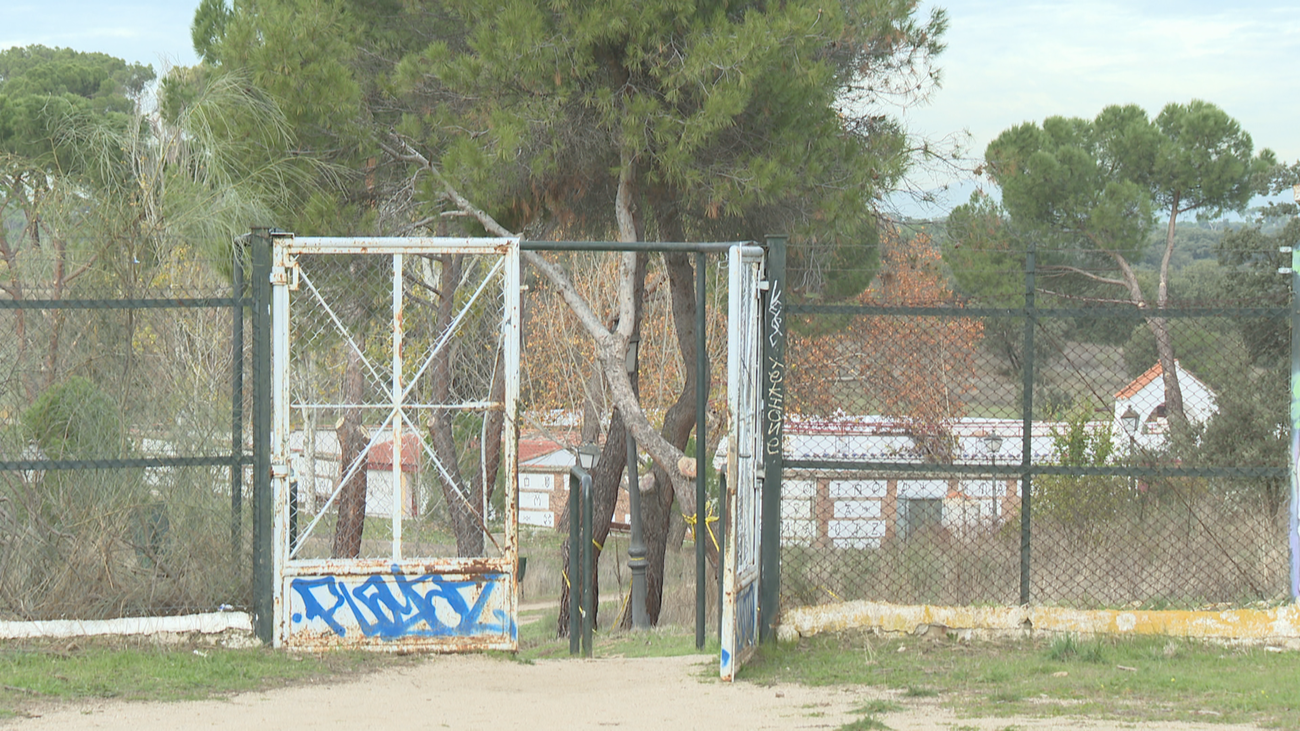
1112,361 -> 1218,451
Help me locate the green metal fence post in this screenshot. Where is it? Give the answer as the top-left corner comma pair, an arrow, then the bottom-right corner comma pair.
695,251 -> 709,649
231,241 -> 245,565
1289,244 -> 1300,600
581,474 -> 594,658
760,235 -> 786,642
1020,240 -> 1036,607
567,469 -> 580,654
250,228 -> 274,644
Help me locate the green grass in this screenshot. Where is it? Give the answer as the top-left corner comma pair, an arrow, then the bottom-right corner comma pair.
839,716 -> 891,730
854,699 -> 902,714
0,639 -> 395,719
742,630 -> 1300,728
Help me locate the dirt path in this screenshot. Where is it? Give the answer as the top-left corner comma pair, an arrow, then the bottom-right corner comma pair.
7,654 -> 1264,731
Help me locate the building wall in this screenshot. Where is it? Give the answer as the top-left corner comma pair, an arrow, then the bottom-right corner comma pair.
783,473 -> 1020,549
518,468 -> 631,530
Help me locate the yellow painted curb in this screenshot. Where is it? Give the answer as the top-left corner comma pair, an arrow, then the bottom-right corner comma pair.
777,600 -> 1300,647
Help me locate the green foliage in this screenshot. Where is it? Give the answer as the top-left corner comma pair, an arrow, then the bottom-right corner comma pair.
0,45 -> 153,162
212,0 -> 361,144
191,0 -> 233,66
951,100 -> 1272,303
22,377 -> 124,460
1198,356 -> 1288,513
386,0 -> 945,296
190,0 -> 366,233
839,716 -> 891,731
1120,315 -> 1238,382
1033,401 -> 1128,543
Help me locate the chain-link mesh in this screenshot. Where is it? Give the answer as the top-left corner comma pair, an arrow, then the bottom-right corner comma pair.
286,250 -> 510,562
0,240 -> 250,620
782,241 -> 1291,612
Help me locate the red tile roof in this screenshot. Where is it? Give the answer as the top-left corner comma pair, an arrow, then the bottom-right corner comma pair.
1115,362 -> 1163,400
519,438 -> 567,464
367,434 -> 422,472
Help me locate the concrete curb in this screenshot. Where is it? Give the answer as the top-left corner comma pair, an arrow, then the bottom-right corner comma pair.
0,611 -> 255,642
777,600 -> 1300,648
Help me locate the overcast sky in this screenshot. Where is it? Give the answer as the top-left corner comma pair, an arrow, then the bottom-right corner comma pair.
899,0 -> 1300,215
3,1 -> 1297,217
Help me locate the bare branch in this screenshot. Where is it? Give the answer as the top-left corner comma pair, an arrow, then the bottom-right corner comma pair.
378,134 -> 696,516
1041,265 -> 1128,289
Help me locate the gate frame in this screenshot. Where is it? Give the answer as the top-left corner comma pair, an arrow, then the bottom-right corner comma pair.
721,243 -> 766,681
266,232 -> 521,651
249,233 -> 785,660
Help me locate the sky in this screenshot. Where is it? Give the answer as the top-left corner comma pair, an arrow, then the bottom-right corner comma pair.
897,0 -> 1300,216
3,0 -> 1297,218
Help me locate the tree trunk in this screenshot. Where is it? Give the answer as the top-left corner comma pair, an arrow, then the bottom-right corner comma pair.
1111,250 -> 1187,442
557,252 -> 647,636
331,344 -> 368,558
556,406 -> 629,636
633,243 -> 708,625
470,346 -> 507,527
1154,195 -> 1188,440
427,254 -> 485,557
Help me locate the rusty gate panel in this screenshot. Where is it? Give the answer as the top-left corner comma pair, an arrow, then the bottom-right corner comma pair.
270,235 -> 520,651
283,560 -> 514,651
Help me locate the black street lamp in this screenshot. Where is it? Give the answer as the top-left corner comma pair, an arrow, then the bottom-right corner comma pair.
1120,407 -> 1140,441
983,432 -> 1003,523
1120,406 -> 1140,491
625,336 -> 649,629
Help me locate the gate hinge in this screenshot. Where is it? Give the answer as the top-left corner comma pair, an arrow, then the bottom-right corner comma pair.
270,257 -> 301,290
271,464 -> 290,479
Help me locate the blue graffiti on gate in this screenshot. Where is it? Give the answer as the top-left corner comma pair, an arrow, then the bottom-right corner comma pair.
290,566 -> 514,640
736,581 -> 758,651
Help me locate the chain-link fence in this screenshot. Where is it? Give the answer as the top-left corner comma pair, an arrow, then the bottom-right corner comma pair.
780,237 -> 1292,612
0,240 -> 253,621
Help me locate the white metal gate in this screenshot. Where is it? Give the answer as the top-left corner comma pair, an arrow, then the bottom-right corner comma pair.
721,244 -> 765,680
270,235 -> 520,651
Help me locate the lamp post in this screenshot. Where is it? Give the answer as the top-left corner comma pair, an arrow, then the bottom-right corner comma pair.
1121,406 -> 1139,492
625,336 -> 649,629
1120,406 -> 1139,443
578,442 -> 600,472
982,432 -> 1003,523
569,443 -> 598,656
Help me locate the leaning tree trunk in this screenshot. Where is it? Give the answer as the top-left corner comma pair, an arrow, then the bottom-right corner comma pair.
1148,315 -> 1188,439
557,253 -> 646,637
332,256 -> 374,558
1111,249 -> 1188,443
1152,197 -> 1189,443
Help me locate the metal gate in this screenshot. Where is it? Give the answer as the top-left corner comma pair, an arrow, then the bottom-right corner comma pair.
270,234 -> 520,651
721,244 -> 765,680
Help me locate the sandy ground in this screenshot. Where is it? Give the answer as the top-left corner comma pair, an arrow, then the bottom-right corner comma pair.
5,653 -> 1266,731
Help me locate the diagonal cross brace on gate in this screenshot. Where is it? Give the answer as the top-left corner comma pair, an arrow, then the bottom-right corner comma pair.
264,233 -> 521,652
